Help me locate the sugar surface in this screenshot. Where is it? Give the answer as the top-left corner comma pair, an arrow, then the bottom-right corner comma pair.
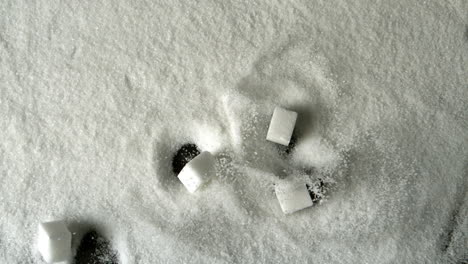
0,0 -> 467,263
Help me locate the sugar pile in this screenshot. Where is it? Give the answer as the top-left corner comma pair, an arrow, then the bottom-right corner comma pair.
0,0 -> 467,263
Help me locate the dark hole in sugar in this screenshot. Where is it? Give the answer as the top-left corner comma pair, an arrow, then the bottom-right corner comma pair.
74,230 -> 118,264
172,143 -> 200,175
306,179 -> 324,204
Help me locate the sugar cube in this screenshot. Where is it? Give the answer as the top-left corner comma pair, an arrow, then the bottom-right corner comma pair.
275,180 -> 313,214
178,151 -> 215,193
37,220 -> 72,263
266,107 -> 298,146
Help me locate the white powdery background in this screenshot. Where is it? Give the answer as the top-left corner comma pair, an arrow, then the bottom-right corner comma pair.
0,0 -> 467,263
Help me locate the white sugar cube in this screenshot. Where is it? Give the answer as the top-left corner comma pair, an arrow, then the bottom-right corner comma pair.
266,107 -> 298,146
37,220 -> 71,263
275,180 -> 313,214
178,151 -> 215,193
